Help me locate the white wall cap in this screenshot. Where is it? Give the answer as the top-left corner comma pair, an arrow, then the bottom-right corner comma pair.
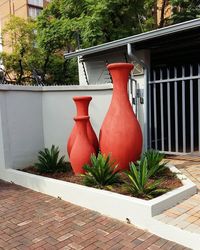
0,84 -> 113,92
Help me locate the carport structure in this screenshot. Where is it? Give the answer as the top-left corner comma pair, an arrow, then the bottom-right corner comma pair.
64,19 -> 200,156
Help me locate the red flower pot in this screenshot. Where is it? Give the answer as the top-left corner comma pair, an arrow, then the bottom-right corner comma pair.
70,116 -> 95,175
99,63 -> 143,171
67,96 -> 98,157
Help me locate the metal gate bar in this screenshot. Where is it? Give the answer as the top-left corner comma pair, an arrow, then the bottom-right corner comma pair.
149,63 -> 200,155
182,66 -> 186,153
198,65 -> 200,151
149,81 -> 152,148
160,69 -> 164,151
167,68 -> 171,152
190,65 -> 194,153
150,75 -> 200,83
174,67 -> 178,152
153,71 -> 158,150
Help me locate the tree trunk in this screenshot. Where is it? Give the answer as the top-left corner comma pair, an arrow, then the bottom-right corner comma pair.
17,58 -> 23,84
159,0 -> 168,28
42,53 -> 50,83
154,0 -> 158,28
62,59 -> 67,83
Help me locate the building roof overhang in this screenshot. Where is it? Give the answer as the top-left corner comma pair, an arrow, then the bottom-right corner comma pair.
64,18 -> 200,59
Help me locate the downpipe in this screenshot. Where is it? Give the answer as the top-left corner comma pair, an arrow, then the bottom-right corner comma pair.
127,43 -> 149,151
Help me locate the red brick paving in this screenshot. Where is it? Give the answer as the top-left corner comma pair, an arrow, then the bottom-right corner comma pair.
0,180 -> 189,249
155,160 -> 200,234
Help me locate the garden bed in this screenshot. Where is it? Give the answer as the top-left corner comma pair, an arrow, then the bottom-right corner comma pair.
20,165 -> 182,199
9,149 -> 196,226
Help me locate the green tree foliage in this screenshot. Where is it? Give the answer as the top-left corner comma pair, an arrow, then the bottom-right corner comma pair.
141,0 -> 200,31
79,0 -> 144,46
1,15 -> 78,85
37,0 -> 145,49
1,1 -> 199,85
170,0 -> 200,24
1,16 -> 37,83
2,16 -> 36,54
37,0 -> 200,50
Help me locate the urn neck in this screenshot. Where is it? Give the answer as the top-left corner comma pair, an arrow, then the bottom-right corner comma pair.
108,63 -> 134,99
74,116 -> 89,136
73,96 -> 92,116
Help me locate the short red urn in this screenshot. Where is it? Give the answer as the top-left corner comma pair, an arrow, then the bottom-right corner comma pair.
99,63 -> 143,171
67,96 -> 98,157
70,116 -> 95,175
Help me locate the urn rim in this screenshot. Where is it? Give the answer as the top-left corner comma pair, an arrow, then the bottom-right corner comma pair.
107,63 -> 134,70
74,115 -> 90,121
73,96 -> 92,101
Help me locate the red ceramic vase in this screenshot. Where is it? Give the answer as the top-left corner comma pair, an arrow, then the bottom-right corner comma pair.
70,116 -> 95,175
99,63 -> 143,171
67,96 -> 98,157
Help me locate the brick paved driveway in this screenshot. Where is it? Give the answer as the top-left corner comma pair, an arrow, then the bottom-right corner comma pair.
0,180 -> 188,250
155,159 -> 200,234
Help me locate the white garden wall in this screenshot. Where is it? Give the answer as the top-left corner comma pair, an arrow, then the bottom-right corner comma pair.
0,87 -> 44,170
0,84 -> 112,170
42,85 -> 113,157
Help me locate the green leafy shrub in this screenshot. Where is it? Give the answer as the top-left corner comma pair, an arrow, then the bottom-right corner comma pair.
125,159 -> 167,199
35,145 -> 70,173
142,150 -> 168,177
83,153 -> 121,189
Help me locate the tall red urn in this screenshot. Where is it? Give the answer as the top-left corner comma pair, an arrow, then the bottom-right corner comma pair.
70,116 -> 95,175
67,96 -> 98,157
99,63 -> 143,171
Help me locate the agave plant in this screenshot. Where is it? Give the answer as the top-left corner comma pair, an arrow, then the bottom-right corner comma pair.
82,153 -> 121,189
125,159 -> 167,199
142,150 -> 168,177
35,145 -> 70,173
